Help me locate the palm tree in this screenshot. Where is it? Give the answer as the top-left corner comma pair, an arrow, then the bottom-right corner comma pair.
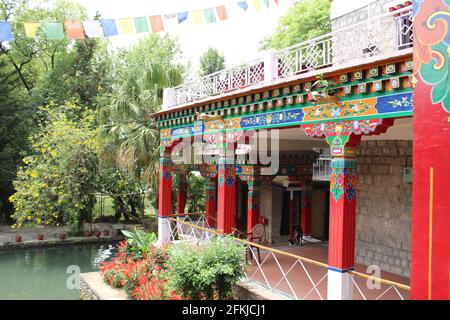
100,62 -> 182,193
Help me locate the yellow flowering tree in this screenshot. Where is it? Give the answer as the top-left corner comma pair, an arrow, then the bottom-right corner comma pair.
10,101 -> 99,233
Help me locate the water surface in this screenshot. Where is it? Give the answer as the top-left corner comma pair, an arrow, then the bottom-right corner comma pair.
0,243 -> 117,300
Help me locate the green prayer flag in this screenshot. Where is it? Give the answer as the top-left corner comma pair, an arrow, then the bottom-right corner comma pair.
43,22 -> 64,40
133,16 -> 149,33
203,8 -> 216,24
263,0 -> 270,8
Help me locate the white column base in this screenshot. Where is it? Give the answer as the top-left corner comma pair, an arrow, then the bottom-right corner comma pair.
157,217 -> 171,245
327,268 -> 354,300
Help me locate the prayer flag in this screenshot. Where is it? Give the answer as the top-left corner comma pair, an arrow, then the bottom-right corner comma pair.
163,14 -> 178,32
43,22 -> 64,40
203,8 -> 216,24
149,15 -> 164,32
262,0 -> 270,8
82,20 -> 103,38
133,17 -> 149,33
0,22 -> 12,41
177,12 -> 188,24
192,10 -> 203,24
101,19 -> 118,37
252,0 -> 262,11
64,20 -> 84,39
117,18 -> 134,34
237,1 -> 249,11
274,0 -> 279,5
215,6 -> 228,21
23,22 -> 40,38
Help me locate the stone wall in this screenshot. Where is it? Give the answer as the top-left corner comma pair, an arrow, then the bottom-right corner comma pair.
355,140 -> 412,277
331,0 -> 400,65
259,184 -> 283,244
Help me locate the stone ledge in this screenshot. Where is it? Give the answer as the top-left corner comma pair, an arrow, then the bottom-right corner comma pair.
0,236 -> 124,251
80,272 -> 288,300
80,272 -> 128,300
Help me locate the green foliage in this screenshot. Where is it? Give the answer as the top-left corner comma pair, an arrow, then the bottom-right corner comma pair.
121,229 -> 157,259
167,236 -> 247,300
199,47 -> 225,76
9,102 -> 99,233
0,0 -> 111,221
260,0 -> 331,50
99,34 -> 184,196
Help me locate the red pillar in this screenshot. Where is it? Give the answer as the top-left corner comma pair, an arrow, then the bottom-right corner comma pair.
411,0 -> 450,300
217,139 -> 236,234
326,136 -> 359,300
301,190 -> 312,237
158,149 -> 173,217
289,190 -> 294,242
247,184 -> 260,235
176,174 -> 186,214
328,157 -> 357,271
217,164 -> 236,234
205,176 -> 217,227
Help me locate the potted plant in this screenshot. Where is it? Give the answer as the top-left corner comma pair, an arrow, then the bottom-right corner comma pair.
94,230 -> 101,238
84,230 -> 93,237
59,232 -> 66,240
37,234 -> 44,241
15,235 -> 22,242
102,229 -> 110,237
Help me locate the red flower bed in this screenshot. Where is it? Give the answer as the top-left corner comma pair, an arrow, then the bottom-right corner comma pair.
99,241 -> 183,300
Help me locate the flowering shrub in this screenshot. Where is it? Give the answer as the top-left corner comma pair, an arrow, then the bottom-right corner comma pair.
100,235 -> 246,300
99,240 -> 179,300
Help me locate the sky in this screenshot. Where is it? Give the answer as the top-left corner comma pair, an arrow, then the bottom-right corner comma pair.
72,0 -> 295,68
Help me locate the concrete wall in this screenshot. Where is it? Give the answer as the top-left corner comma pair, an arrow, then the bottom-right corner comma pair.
355,140 -> 412,277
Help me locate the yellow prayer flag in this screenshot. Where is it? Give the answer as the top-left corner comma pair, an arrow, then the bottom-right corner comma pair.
117,18 -> 134,34
192,10 -> 204,24
23,22 -> 40,38
252,0 -> 262,11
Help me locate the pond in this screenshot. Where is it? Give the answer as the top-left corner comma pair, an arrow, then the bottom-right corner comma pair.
0,243 -> 118,300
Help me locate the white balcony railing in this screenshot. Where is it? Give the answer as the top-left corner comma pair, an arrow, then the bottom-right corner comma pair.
163,5 -> 413,109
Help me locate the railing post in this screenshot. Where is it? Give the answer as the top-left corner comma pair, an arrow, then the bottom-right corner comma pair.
263,49 -> 278,82
327,135 -> 360,300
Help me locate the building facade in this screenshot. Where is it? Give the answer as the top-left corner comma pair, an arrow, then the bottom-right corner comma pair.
153,0 -> 449,300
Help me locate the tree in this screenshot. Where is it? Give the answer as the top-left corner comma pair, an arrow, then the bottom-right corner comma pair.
260,0 -> 331,50
10,102 -> 99,233
99,34 -> 184,215
199,47 -> 225,76
0,0 -> 111,221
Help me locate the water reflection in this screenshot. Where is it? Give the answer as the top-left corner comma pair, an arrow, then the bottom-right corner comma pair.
0,243 -> 117,300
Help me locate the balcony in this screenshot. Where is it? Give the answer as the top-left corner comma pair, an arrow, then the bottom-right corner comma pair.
163,5 -> 413,110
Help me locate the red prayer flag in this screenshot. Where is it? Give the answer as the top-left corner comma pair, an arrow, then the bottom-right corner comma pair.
64,20 -> 84,39
149,15 -> 164,32
274,0 -> 279,5
215,6 -> 228,21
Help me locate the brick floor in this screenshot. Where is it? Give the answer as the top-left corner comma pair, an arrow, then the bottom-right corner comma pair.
244,242 -> 410,300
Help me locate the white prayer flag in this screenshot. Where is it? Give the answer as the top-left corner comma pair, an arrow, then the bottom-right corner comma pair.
82,20 -> 104,38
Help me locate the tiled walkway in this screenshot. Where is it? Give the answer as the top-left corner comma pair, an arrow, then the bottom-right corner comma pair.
244,242 -> 410,300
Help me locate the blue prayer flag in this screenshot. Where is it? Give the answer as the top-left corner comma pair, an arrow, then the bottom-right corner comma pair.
0,22 -> 13,41
101,19 -> 118,37
177,12 -> 188,24
237,1 -> 249,11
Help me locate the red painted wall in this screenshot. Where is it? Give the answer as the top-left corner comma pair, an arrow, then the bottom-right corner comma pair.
411,0 -> 450,300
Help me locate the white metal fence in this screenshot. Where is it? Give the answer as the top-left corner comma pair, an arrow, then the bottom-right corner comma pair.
164,5 -> 413,109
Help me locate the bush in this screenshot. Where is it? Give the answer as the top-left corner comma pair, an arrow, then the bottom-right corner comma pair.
168,236 -> 247,300
9,102 -> 99,233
